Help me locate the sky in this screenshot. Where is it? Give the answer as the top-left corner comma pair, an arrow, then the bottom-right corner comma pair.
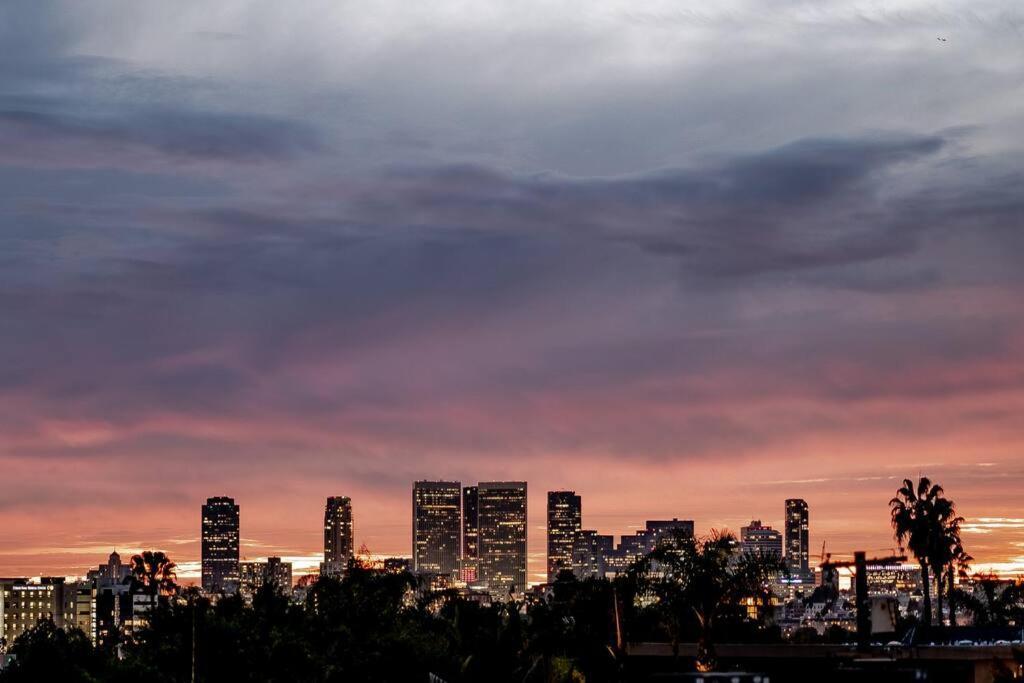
1,0 -> 1024,585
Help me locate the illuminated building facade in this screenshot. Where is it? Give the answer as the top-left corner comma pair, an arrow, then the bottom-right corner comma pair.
63,581 -> 97,644
322,496 -> 354,577
462,485 -> 479,581
412,481 -> 462,576
478,481 -> 528,595
571,530 -> 614,578
740,520 -> 784,557
0,577 -> 66,644
785,499 -> 810,577
863,563 -> 924,596
240,557 -> 293,603
202,496 -> 240,595
383,557 -> 411,574
603,519 -> 695,573
547,491 -> 582,581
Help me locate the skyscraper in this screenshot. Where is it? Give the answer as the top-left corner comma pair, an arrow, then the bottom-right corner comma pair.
201,496 -> 240,595
478,481 -> 528,595
740,519 -> 783,557
323,496 -> 354,577
462,485 -> 479,581
547,491 -> 582,581
412,481 -> 462,576
785,498 -> 810,576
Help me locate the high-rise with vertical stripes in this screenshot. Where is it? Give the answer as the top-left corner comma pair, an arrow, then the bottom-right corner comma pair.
323,496 -> 354,577
201,496 -> 240,595
412,481 -> 462,576
478,481 -> 528,595
547,491 -> 581,581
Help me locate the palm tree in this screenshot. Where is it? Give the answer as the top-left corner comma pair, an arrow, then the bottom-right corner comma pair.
926,498 -> 964,627
636,530 -> 785,672
890,477 -> 945,626
128,551 -> 178,612
952,574 -> 1024,627
949,543 -> 972,627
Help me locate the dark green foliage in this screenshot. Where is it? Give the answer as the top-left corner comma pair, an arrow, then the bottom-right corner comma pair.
0,620 -> 108,683
631,529 -> 787,671
952,575 -> 1024,628
0,543 -> 810,682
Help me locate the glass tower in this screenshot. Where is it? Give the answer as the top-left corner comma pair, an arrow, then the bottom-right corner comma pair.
547,491 -> 581,581
412,481 -> 462,576
201,496 -> 240,594
323,496 -> 354,577
478,481 -> 528,595
785,498 -> 810,576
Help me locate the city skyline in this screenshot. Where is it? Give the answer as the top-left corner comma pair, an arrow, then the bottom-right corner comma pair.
5,477 -> 1019,587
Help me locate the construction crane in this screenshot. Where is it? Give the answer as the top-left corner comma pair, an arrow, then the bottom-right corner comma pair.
820,550 -> 907,651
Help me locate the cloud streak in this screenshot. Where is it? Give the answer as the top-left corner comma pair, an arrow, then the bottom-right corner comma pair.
1,0 -> 1023,580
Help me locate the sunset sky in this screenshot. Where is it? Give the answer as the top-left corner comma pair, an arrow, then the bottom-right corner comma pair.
2,1 -> 1024,584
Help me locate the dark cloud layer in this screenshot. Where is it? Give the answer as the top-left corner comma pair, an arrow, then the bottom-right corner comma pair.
2,0 -> 1024,576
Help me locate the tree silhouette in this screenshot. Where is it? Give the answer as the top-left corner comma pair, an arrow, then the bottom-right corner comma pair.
128,550 -> 178,612
890,477 -> 948,627
952,574 -> 1024,628
927,503 -> 965,627
634,529 -> 786,672
0,620 -> 105,683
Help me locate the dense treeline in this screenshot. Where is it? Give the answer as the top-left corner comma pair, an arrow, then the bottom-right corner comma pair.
0,534 -> 786,682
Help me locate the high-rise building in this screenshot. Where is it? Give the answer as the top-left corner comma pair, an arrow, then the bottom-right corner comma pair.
462,486 -> 479,581
64,581 -> 97,644
1,577 -> 67,644
571,530 -> 614,579
547,491 -> 582,581
412,481 -> 462,576
478,481 -> 528,596
202,496 -> 240,595
740,520 -> 783,557
323,496 -> 354,577
785,499 -> 810,576
240,557 -> 293,603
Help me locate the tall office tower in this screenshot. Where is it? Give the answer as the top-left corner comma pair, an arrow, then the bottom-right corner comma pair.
202,496 -> 240,595
323,496 -> 354,577
547,491 -> 582,581
478,481 -> 528,595
462,486 -> 480,581
412,481 -> 462,576
463,486 -> 479,560
739,520 -> 784,557
785,499 -> 810,576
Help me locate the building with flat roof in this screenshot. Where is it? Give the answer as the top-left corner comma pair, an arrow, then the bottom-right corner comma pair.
0,577 -> 67,645
547,491 -> 582,581
322,496 -> 354,577
785,499 -> 810,578
240,557 -> 293,603
478,481 -> 528,595
412,481 -> 462,576
740,520 -> 783,558
202,496 -> 240,594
